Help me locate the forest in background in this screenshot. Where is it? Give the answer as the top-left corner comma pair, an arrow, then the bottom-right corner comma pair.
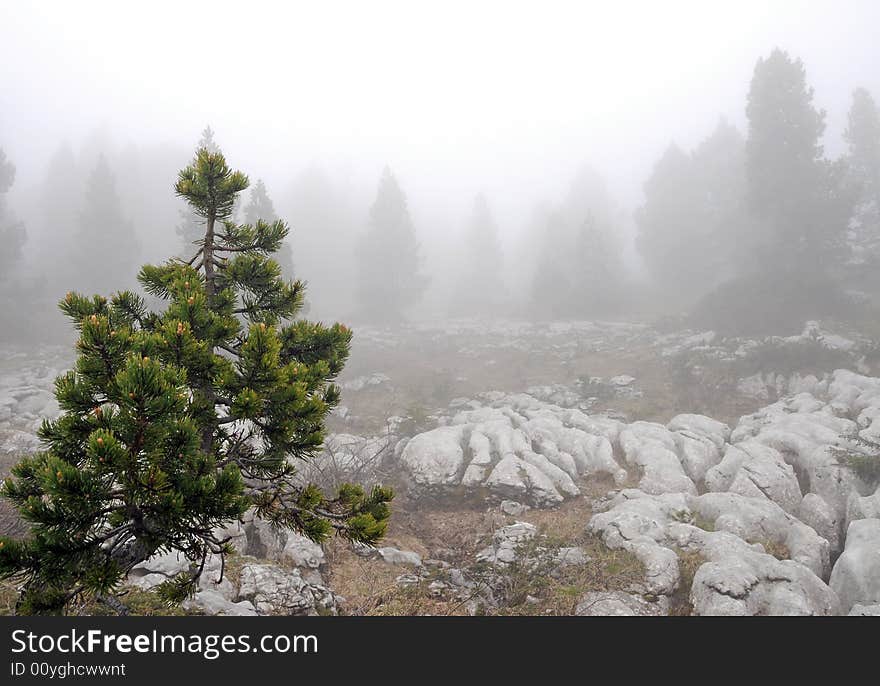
1,49 -> 879,341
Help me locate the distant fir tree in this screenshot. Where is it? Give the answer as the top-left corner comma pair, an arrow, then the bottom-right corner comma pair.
287,165 -> 357,318
745,49 -> 850,273
690,53 -> 856,336
563,166 -> 627,316
177,126 -> 221,253
244,179 -> 295,283
73,155 -> 140,294
451,193 -> 505,315
690,117 -> 748,278
636,119 -> 748,309
356,167 -> 427,321
41,144 -> 83,288
636,143 -> 701,306
844,88 -> 880,273
571,213 -> 620,316
0,146 -> 26,282
0,148 -> 392,614
530,211 -> 574,319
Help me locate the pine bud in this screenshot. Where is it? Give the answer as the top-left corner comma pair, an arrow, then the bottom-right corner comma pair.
187,297 -> 195,305
90,314 -> 98,324
65,292 -> 73,303
56,471 -> 63,480
177,321 -> 184,335
93,407 -> 102,418
110,330 -> 117,337
129,392 -> 135,399
184,281 -> 190,289
0,541 -> 4,549
97,437 -> 104,446
259,322 -> 266,331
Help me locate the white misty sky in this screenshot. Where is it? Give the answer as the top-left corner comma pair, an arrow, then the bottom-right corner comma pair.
2,0 -> 880,237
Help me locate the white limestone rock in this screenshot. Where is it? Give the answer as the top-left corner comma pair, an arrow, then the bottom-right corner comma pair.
399,425 -> 468,490
689,492 -> 830,578
829,518 -> 880,614
484,456 -> 563,507
237,563 -> 337,616
667,414 -> 730,452
576,591 -> 667,616
378,547 -> 423,567
848,603 -> 880,616
476,521 -> 538,567
184,590 -> 258,617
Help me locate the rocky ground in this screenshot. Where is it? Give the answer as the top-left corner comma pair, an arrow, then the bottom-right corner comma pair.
1,319 -> 878,616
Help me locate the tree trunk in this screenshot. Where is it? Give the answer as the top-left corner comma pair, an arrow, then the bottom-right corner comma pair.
200,210 -> 217,453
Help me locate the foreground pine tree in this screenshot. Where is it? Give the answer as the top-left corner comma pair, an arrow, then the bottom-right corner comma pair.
0,149 -> 392,614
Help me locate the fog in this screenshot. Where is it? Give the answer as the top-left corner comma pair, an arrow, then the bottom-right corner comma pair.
7,2 -> 880,620
2,1 -> 880,332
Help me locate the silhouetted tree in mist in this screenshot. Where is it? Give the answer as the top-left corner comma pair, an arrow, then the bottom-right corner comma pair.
525,167 -> 627,318
571,213 -> 623,316
844,88 -> 880,280
0,147 -> 25,283
244,179 -> 296,283
451,193 -> 506,315
690,50 -> 855,335
636,143 -> 701,305
563,166 -> 627,316
40,144 -> 83,285
745,49 -> 850,273
530,211 -> 574,318
637,120 -> 748,310
73,155 -> 139,294
285,165 -> 357,319
356,167 -> 427,322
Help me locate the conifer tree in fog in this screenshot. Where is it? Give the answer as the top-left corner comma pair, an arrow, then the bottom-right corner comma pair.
41,144 -> 82,286
844,88 -> 880,276
356,167 -> 427,321
451,193 -> 505,315
530,211 -> 573,319
177,126 -> 221,252
636,143 -> 702,306
287,165 -> 357,318
563,167 -> 627,316
637,120 -> 749,309
571,213 -> 620,316
745,49 -> 850,272
74,155 -> 139,293
0,148 -> 392,614
243,179 -> 276,226
244,179 -> 295,283
691,118 -> 749,278
691,52 -> 854,334
0,147 -> 26,282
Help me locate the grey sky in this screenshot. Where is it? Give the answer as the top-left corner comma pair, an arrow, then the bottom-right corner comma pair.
2,0 -> 879,241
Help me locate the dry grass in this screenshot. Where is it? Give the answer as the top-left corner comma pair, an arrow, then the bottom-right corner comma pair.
0,580 -> 18,615
754,539 -> 791,561
325,492 -> 646,616
668,549 -> 708,616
